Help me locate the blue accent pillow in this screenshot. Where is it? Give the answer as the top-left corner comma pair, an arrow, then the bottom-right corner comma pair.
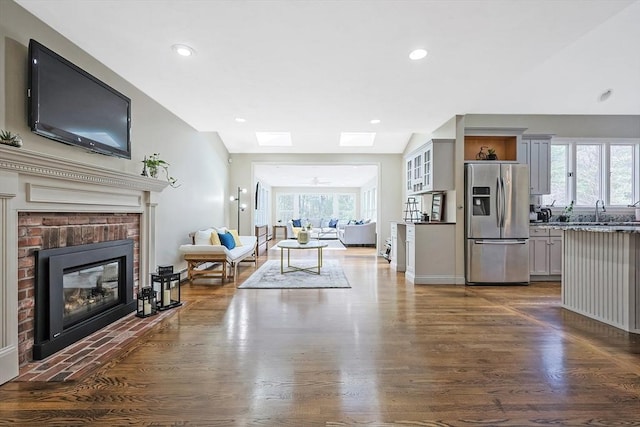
328,218 -> 338,228
355,220 -> 364,225
218,232 -> 236,250
292,219 -> 302,227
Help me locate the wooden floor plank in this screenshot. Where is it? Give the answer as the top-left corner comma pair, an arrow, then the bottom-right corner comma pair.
1,244 -> 640,424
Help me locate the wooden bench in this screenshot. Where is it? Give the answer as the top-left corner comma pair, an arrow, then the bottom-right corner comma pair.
179,228 -> 257,285
183,252 -> 227,283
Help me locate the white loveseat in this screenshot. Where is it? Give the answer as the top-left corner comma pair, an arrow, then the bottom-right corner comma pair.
286,219 -> 340,240
179,227 -> 257,284
338,222 -> 376,246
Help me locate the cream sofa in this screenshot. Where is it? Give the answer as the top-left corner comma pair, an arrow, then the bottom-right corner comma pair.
179,227 -> 257,284
338,222 -> 376,246
286,219 -> 340,240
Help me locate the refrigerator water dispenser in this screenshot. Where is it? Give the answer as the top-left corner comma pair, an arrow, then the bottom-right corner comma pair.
472,187 -> 490,216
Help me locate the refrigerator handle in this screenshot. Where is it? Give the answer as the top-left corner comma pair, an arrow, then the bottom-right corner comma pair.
500,177 -> 506,228
495,177 -> 501,228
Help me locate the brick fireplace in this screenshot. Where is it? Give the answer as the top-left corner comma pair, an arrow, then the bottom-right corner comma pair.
0,145 -> 167,384
18,212 -> 140,364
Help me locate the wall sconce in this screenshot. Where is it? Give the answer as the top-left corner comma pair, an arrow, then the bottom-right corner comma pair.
230,187 -> 247,230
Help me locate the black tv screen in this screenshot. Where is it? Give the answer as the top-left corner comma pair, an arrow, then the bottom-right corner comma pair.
28,39 -> 131,159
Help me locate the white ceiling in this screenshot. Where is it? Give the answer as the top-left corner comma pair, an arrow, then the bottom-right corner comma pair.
16,0 -> 640,156
254,164 -> 378,188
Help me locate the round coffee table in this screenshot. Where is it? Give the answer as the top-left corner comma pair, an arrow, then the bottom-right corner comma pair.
276,239 -> 328,274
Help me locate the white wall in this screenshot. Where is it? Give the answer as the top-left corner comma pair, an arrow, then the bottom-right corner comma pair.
464,114 -> 640,138
1,1 -> 229,271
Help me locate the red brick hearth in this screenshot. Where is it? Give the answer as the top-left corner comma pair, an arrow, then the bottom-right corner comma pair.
17,212 -> 141,366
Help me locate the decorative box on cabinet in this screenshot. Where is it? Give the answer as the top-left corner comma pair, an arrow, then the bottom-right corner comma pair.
405,139 -> 455,194
464,127 -> 526,162
405,223 -> 456,284
519,134 -> 552,195
529,226 -> 562,280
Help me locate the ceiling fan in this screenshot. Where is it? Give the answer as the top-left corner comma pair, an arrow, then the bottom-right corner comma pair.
310,176 -> 331,186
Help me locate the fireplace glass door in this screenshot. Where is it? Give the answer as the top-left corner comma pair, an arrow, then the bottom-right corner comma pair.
34,239 -> 135,360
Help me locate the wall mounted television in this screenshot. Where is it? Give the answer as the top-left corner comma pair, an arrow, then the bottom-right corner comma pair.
28,39 -> 131,159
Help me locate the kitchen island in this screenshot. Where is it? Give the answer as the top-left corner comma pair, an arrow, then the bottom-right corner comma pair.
539,223 -> 640,333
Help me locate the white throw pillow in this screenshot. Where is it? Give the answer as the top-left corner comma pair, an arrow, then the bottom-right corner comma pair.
194,229 -> 215,245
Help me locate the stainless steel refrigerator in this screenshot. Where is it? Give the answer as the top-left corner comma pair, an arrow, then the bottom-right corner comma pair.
465,162 -> 530,284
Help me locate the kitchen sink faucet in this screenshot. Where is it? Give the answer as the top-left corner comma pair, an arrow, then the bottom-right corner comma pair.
595,199 -> 606,222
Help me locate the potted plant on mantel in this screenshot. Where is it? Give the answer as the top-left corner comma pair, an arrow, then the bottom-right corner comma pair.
141,153 -> 180,188
0,129 -> 23,147
486,148 -> 498,160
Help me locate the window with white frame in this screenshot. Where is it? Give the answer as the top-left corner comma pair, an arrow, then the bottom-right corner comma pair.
276,194 -> 294,223
542,139 -> 639,208
275,192 -> 357,223
362,188 -> 377,221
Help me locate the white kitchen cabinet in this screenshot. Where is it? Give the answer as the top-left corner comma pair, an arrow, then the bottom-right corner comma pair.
406,153 -> 425,193
405,139 -> 454,194
529,226 -> 562,279
520,134 -> 552,195
412,152 -> 423,192
405,223 -> 456,284
390,222 -> 406,272
405,225 -> 415,275
548,234 -> 562,275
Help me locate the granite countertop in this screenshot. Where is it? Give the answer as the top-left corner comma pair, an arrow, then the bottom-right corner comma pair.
532,222 -> 640,234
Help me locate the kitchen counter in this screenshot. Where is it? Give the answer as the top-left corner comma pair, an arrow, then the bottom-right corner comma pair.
532,222 -> 640,233
390,221 -> 457,284
551,225 -> 640,333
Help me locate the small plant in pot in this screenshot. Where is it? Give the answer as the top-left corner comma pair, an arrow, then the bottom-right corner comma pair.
141,153 -> 180,188
486,148 -> 498,160
0,129 -> 23,147
558,200 -> 574,222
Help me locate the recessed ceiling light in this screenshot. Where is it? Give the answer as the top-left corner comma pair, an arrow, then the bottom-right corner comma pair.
172,44 -> 195,57
256,132 -> 292,146
370,119 -> 381,124
409,48 -> 428,60
339,132 -> 376,147
599,89 -> 613,102
235,117 -> 246,123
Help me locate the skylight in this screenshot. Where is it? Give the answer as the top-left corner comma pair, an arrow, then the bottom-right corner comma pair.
339,132 -> 376,147
256,132 -> 292,146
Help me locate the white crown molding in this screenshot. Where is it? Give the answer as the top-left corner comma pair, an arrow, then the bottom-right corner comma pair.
464,127 -> 527,136
0,145 -> 168,193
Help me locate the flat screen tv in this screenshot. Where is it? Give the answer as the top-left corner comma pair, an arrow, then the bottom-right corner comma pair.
28,39 -> 131,159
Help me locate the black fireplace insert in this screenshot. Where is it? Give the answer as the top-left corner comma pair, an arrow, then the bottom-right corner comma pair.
33,239 -> 135,360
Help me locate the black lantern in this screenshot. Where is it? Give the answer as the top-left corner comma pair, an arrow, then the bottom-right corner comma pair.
151,270 -> 182,311
136,286 -> 157,318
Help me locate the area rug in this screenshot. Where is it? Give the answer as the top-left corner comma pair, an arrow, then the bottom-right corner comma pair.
238,260 -> 351,289
269,239 -> 346,251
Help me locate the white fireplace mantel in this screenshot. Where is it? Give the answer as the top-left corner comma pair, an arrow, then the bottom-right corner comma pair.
0,145 -> 168,193
0,145 -> 168,384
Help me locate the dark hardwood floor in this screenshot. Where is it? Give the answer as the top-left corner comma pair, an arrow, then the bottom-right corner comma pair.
2,242 -> 640,426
